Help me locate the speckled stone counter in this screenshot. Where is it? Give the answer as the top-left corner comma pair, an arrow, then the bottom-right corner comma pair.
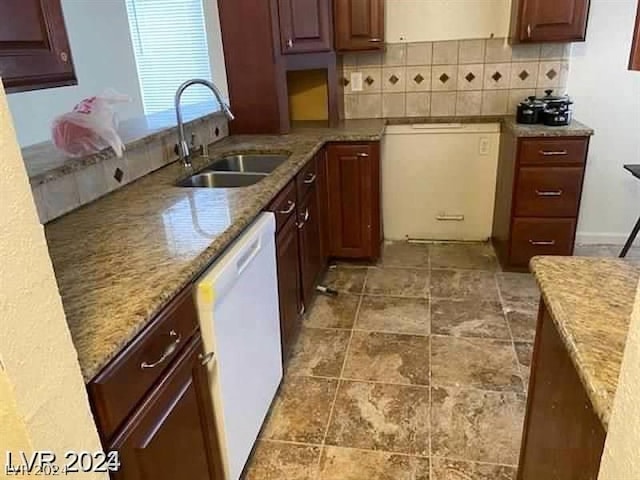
530,256 -> 640,430
45,120 -> 384,382
503,117 -> 594,137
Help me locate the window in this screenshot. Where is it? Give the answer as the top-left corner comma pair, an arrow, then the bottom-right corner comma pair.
125,0 -> 215,115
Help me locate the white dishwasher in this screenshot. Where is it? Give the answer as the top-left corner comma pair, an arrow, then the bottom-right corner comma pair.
382,123 -> 500,241
195,212 -> 282,480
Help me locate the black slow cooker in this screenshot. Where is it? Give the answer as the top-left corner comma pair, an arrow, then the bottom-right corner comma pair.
516,90 -> 573,126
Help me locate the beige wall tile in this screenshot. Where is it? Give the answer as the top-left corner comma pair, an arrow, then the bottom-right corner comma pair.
458,39 -> 486,64
456,91 -> 482,116
357,51 -> 383,67
485,38 -> 512,63
102,155 -> 129,192
348,94 -> 382,119
405,66 -> 431,92
509,62 -> 539,89
341,52 -> 358,67
361,67 -> 383,93
431,92 -> 457,116
382,66 -> 406,92
344,94 -> 357,118
537,61 -> 569,88
457,64 -> 485,91
74,163 -> 109,205
383,93 -> 406,117
431,65 -> 458,91
341,67 -> 356,94
512,44 -> 541,61
406,42 -> 433,66
433,40 -> 459,65
540,43 -> 571,60
41,174 -> 81,221
482,90 -> 509,115
383,44 -> 407,65
125,144 -> 153,181
405,92 -> 431,117
508,89 -> 536,113
483,63 -> 512,90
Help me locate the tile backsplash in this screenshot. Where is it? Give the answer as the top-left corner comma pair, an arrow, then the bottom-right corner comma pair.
340,39 -> 571,119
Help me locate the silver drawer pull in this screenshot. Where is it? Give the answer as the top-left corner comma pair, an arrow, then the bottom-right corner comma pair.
529,240 -> 556,246
436,214 -> 465,221
198,352 -> 216,366
356,152 -> 369,157
278,200 -> 296,215
540,150 -> 568,156
141,330 -> 181,370
303,173 -> 317,184
369,38 -> 382,43
535,189 -> 563,197
297,208 -> 310,229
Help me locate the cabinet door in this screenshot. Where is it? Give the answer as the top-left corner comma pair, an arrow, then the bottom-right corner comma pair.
513,0 -> 590,42
298,186 -> 323,309
326,143 -> 381,259
334,0 -> 384,51
277,0 -> 332,54
110,335 -> 223,480
0,0 -> 76,93
275,216 -> 303,360
316,149 -> 330,268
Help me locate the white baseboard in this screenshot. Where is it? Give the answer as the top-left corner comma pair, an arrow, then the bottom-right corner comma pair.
575,232 -> 630,246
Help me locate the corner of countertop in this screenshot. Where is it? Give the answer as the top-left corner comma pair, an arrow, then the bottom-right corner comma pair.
502,116 -> 594,138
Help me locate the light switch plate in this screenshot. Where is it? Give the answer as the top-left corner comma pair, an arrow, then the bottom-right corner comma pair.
479,137 -> 490,156
350,72 -> 363,92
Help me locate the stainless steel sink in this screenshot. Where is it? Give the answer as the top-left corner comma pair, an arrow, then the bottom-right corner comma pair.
178,171 -> 268,188
203,154 -> 289,174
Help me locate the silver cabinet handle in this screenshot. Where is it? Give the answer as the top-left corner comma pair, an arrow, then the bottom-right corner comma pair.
540,150 -> 568,156
535,189 -> 563,197
141,330 -> 181,370
198,351 -> 216,365
436,214 -> 465,221
527,24 -> 532,38
356,152 -> 369,157
278,200 -> 296,215
529,240 -> 556,246
297,208 -> 310,229
303,173 -> 317,184
286,38 -> 293,48
369,38 -> 382,43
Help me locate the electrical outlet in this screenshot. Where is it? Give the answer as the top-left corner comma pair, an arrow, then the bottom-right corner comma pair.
350,72 -> 363,92
479,137 -> 490,156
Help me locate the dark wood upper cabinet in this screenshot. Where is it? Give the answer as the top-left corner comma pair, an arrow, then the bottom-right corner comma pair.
110,334 -> 223,480
630,0 -> 640,70
326,143 -> 381,260
0,0 -> 77,93
277,0 -> 332,54
334,0 -> 385,51
511,0 -> 590,43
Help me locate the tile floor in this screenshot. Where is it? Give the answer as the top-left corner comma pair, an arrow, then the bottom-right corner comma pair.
244,241 -> 544,480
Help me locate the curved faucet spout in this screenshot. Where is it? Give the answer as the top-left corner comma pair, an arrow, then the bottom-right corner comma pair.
175,78 -> 234,168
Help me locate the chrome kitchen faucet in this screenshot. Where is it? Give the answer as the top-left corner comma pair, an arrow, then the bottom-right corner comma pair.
175,79 -> 234,169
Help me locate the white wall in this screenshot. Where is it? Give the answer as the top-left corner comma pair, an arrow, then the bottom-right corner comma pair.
569,0 -> 640,244
0,82 -> 106,476
6,0 -> 144,147
599,279 -> 640,479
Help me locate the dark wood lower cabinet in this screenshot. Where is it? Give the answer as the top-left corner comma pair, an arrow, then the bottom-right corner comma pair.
298,180 -> 323,308
517,303 -> 605,480
109,334 -> 223,480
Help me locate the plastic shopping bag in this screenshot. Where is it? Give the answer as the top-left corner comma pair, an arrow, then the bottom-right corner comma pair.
51,90 -> 131,158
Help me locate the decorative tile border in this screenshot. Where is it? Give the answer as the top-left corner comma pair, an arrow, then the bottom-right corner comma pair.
340,38 -> 571,119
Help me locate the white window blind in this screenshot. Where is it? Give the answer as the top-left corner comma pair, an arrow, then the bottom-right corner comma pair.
125,0 -> 214,115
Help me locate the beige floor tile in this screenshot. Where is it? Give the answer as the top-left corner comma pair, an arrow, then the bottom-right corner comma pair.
244,441 -> 320,480
506,308 -> 537,342
431,299 -> 511,339
318,447 -> 419,480
356,296 -> 430,335
262,376 -> 338,443
365,267 -> 429,298
343,331 -> 430,385
430,270 -> 499,301
305,294 -> 360,329
515,341 -> 534,388
496,272 -> 540,309
287,328 -> 351,377
323,267 -> 368,294
431,386 -> 525,465
326,381 -> 430,455
431,457 -> 516,480
379,241 -> 430,268
415,458 -> 431,480
430,243 -> 498,271
431,336 -> 522,392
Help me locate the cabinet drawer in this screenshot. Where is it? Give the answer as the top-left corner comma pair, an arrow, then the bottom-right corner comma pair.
267,180 -> 297,232
88,287 -> 199,442
519,138 -> 588,166
514,167 -> 584,217
296,154 -> 319,200
510,218 -> 576,267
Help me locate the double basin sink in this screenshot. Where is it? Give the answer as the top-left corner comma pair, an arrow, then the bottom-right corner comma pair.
178,153 -> 289,188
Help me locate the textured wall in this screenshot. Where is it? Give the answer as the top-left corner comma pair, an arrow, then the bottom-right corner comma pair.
0,83 -> 106,477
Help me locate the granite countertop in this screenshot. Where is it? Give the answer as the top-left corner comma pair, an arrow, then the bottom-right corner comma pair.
530,256 -> 640,430
45,119 -> 385,382
502,117 -> 594,137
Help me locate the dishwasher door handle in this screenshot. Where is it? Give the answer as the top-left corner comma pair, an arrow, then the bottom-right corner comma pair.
236,238 -> 262,275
